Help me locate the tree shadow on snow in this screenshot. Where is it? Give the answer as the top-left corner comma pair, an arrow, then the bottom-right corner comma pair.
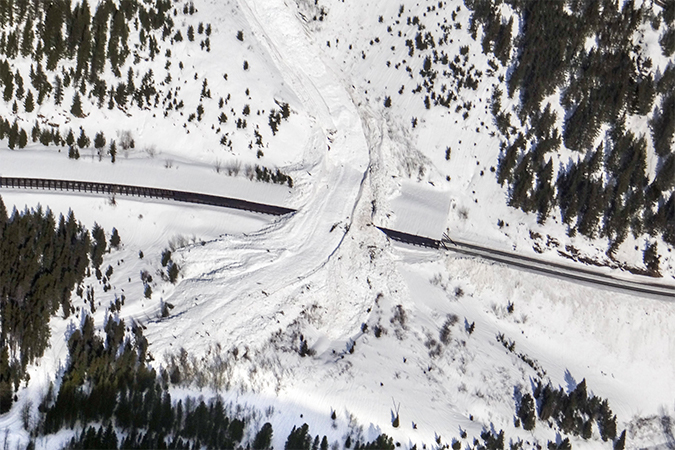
563,369 -> 577,392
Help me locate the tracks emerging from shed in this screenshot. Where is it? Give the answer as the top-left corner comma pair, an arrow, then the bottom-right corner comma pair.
0,176 -> 296,216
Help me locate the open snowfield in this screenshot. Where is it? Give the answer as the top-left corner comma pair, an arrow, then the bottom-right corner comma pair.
0,0 -> 675,448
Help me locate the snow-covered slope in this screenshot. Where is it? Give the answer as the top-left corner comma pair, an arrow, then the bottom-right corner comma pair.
1,0 -> 675,449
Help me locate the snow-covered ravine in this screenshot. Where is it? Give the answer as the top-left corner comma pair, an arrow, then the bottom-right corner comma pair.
143,0 -> 372,383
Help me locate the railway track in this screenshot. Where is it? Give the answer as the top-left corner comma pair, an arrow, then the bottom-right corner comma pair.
377,226 -> 675,299
4,176 -> 672,298
0,176 -> 296,216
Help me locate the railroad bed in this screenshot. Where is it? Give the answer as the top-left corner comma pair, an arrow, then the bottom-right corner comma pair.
0,176 -> 296,216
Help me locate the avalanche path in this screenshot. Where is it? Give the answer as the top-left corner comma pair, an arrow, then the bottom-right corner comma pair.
145,0 -> 371,359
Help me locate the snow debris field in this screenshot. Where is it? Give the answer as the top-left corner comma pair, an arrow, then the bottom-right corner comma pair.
0,0 -> 674,448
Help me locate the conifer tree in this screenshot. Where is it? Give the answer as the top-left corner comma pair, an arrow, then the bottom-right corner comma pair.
0,195 -> 7,229
43,1 -> 65,70
68,145 -> 80,159
614,430 -> 626,450
253,423 -> 273,450
633,75 -> 655,115
3,74 -> 13,101
77,127 -> 90,148
93,78 -> 106,108
18,128 -> 27,148
20,16 -> 34,57
109,140 -> 116,163
37,129 -> 50,146
71,93 -> 83,117
65,128 -> 75,146
168,263 -> 179,284
53,76 -> 63,105
498,134 -> 524,186
517,393 -> 536,431
653,154 -> 675,192
90,2 -> 110,79
94,131 -> 106,150
0,379 -> 12,414
661,27 -> 675,57
110,228 -> 120,249
643,242 -> 660,275
90,222 -> 106,269
14,70 -> 24,99
108,8 -> 126,72
6,30 -> 19,58
114,82 -> 128,107
509,153 -> 535,211
30,122 -> 39,142
127,67 -> 135,96
24,90 -> 34,112
75,27 -> 92,79
285,424 -> 311,450
651,93 -> 675,157
7,121 -> 18,149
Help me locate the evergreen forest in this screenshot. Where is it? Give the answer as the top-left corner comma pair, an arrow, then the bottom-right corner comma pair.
0,195 -> 92,414
466,0 -> 675,266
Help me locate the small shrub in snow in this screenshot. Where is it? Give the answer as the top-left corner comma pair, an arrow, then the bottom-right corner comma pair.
168,263 -> 180,284
118,130 -> 135,150
439,314 -> 458,345
161,249 -> 172,267
225,160 -> 241,176
92,130 -> 105,148
298,337 -> 315,357
68,146 -> 80,159
109,228 -> 121,249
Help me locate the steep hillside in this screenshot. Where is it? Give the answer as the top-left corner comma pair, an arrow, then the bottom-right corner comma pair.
0,0 -> 674,449
0,0 -> 310,187
312,0 -> 675,279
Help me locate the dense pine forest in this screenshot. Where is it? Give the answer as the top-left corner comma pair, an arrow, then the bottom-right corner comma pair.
0,196 -> 93,414
469,0 -> 675,267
